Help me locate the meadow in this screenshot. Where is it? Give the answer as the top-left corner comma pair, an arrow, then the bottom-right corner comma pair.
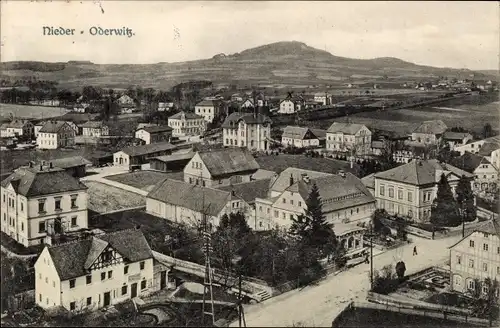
0,103 -> 70,120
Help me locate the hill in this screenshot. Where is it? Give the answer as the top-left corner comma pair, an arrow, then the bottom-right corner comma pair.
0,41 -> 495,90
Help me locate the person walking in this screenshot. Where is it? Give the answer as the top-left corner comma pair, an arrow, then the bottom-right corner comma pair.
413,246 -> 418,256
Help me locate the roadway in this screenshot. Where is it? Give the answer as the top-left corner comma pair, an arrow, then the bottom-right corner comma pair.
231,233 -> 466,327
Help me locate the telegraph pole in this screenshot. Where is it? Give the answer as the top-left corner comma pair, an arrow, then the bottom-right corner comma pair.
370,224 -> 374,290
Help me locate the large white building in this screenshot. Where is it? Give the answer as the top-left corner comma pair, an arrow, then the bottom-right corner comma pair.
183,148 -> 260,188
410,120 -> 448,146
195,100 -> 222,123
81,121 -> 110,137
449,219 -> 500,295
0,120 -> 34,139
35,229 -> 169,312
373,159 -> 474,222
1,163 -> 88,247
168,111 -> 206,137
473,158 -> 499,195
135,126 -> 173,145
37,121 -> 76,149
222,112 -> 272,152
326,122 -> 372,157
313,92 -> 333,106
281,126 -> 321,148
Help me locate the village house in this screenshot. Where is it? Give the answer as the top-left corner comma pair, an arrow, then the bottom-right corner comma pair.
146,178 -> 251,229
449,219 -> 500,295
81,121 -> 110,137
455,136 -> 500,162
254,168 -> 376,231
472,158 -> 499,195
113,142 -> 177,167
149,152 -> 194,173
313,92 -> 333,106
278,96 -> 305,114
168,111 -> 206,137
117,94 -> 135,107
195,99 -> 222,123
157,102 -> 174,112
48,156 -> 92,178
0,120 -> 34,139
370,140 -> 385,156
231,93 -> 244,102
35,120 -> 80,138
183,148 -> 260,188
1,163 -> 88,247
35,229 -> 170,312
281,126 -> 321,148
73,103 -> 90,113
442,131 -> 473,149
135,126 -> 173,144
410,120 -> 448,145
37,121 -> 76,150
222,112 -> 272,152
491,148 -> 500,170
374,159 -> 473,222
240,99 -> 255,109
326,122 -> 372,157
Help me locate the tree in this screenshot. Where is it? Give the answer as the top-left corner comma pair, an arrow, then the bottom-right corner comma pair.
372,209 -> 389,233
430,173 -> 461,227
483,123 -> 493,139
455,175 -> 477,223
395,261 -> 406,281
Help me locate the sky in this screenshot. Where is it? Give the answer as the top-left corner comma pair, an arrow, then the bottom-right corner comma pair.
1,1 -> 498,70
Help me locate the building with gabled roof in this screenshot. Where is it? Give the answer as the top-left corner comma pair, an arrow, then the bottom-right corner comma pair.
195,99 -> 222,123
135,125 -> 173,145
113,142 -> 176,167
374,159 -> 474,222
472,157 -> 499,195
449,218 -> 500,294
0,119 -> 34,139
278,96 -> 305,114
411,120 -> 448,145
34,228 -> 168,312
37,121 -> 76,149
81,121 -> 110,137
442,131 -> 473,149
281,126 -> 321,148
326,122 -> 372,156
146,179 -> 251,229
1,163 -> 88,247
184,148 -> 260,188
168,111 -> 206,137
222,112 -> 272,151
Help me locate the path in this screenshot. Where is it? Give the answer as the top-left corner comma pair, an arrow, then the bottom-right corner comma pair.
230,234 -> 463,327
82,167 -> 149,196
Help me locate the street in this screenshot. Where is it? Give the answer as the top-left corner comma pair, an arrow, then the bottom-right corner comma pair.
232,234 -> 465,327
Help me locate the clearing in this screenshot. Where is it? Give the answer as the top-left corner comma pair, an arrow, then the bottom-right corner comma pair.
105,170 -> 183,191
85,181 -> 145,213
255,154 -> 356,174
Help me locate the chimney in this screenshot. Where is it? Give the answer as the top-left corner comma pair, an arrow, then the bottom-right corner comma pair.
49,162 -> 53,169
289,174 -> 294,186
301,173 -> 310,183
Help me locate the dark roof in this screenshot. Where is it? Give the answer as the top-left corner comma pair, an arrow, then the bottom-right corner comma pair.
49,156 -> 92,169
371,141 -> 385,149
1,120 -> 32,129
169,111 -> 203,120
196,99 -> 219,107
1,166 -> 87,197
282,126 -> 318,140
80,121 -> 108,129
221,112 -> 272,129
310,129 -> 327,140
449,152 -> 484,173
478,142 -> 500,157
198,148 -> 260,178
218,179 -> 271,204
153,152 -> 195,163
327,122 -> 368,135
412,120 -> 447,135
137,125 -> 173,134
119,142 -> 176,157
270,167 -> 331,193
361,173 -> 376,190
46,229 -> 152,281
442,131 -> 472,141
374,159 -> 473,185
147,179 -> 233,216
39,121 -> 70,133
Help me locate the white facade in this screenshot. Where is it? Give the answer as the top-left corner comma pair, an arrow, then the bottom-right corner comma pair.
195,103 -> 220,123
326,125 -> 372,156
278,99 -> 301,114
473,161 -> 499,194
82,126 -> 109,137
491,149 -> 500,170
281,136 -> 319,148
37,124 -> 75,150
313,93 -> 332,106
223,120 -> 270,152
168,113 -> 206,137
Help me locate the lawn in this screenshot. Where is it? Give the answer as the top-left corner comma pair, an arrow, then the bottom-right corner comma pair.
255,154 -> 356,175
0,104 -> 70,120
105,171 -> 183,191
85,181 -> 146,213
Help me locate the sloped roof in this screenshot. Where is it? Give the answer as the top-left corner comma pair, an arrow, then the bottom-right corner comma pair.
169,111 -> 203,120
478,142 -> 500,157
412,120 -> 447,135
374,159 -> 473,186
251,169 -> 277,180
442,131 -> 472,141
49,156 -> 92,169
196,99 -> 219,107
327,122 -> 367,135
47,229 -> 152,281
270,167 -> 331,193
1,166 -> 87,197
198,148 -> 260,178
153,151 -> 194,163
81,121 -> 108,129
282,126 -> 318,140
310,129 -> 327,140
218,179 -> 271,204
39,121 -> 70,133
221,112 -> 272,129
361,173 -> 376,190
119,142 -> 176,157
449,152 -> 484,173
147,179 -> 232,217
1,120 -> 32,129
137,125 -> 173,134
450,218 -> 500,249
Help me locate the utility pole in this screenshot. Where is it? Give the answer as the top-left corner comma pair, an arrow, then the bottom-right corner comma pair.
370,223 -> 374,290
201,182 -> 215,326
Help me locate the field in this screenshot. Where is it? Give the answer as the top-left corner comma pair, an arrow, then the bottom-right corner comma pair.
85,181 -> 146,213
0,103 -> 69,120
255,154 -> 356,174
105,170 -> 183,191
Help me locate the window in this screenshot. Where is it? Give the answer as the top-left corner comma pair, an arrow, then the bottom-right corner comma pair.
398,190 -> 403,200
290,199 -> 294,205
39,294 -> 42,302
70,195 -> 78,208
45,277 -> 48,284
274,210 -> 278,218
38,199 -> 46,213
122,285 -> 128,295
20,202 -> 23,212
298,201 -> 302,207
282,198 -> 286,204
38,221 -> 45,233
108,271 -> 113,279
69,279 -> 75,288
407,192 -> 413,202
2,194 -> 4,203
21,222 -> 24,231
140,261 -> 145,270
469,259 -> 474,268
388,188 -> 394,198
86,297 -> 92,306
86,275 -> 92,284
101,272 -> 106,281
71,217 -> 77,227
54,197 -> 62,211
70,302 -> 76,311
470,240 -> 475,247
483,243 -> 489,251
124,266 -> 129,275
482,286 -> 488,294
456,255 -> 461,265
141,280 -> 147,290
483,263 -> 488,272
